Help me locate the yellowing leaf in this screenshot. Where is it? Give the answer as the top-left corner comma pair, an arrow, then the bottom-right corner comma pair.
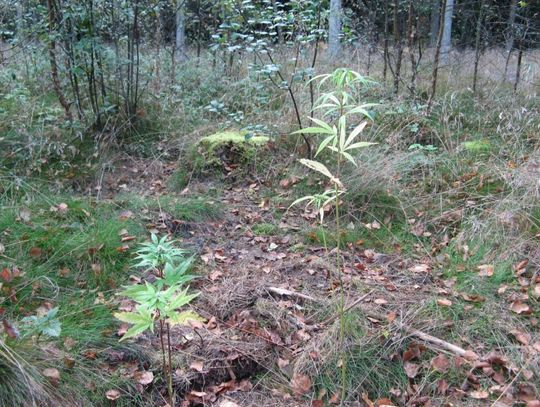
167,310 -> 204,327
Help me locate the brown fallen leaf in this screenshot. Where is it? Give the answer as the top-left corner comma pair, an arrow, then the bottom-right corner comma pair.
469,390 -> 489,399
134,371 -> 154,385
290,372 -> 311,396
477,264 -> 494,277
105,389 -> 121,400
29,247 -> 42,258
375,398 -> 396,407
509,329 -> 531,345
437,298 -> 452,307
431,354 -> 450,373
43,368 -> 60,384
531,284 -> 540,300
510,300 -> 532,315
190,360 -> 205,373
403,362 -> 420,378
461,293 -> 486,303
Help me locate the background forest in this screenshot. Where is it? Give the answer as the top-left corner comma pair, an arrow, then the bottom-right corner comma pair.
0,0 -> 539,406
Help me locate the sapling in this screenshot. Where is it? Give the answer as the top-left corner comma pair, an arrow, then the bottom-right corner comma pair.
115,234 -> 202,407
291,68 -> 378,404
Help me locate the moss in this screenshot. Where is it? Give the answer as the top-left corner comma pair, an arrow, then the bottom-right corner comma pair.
195,130 -> 269,171
252,223 -> 278,236
199,130 -> 269,149
461,140 -> 492,154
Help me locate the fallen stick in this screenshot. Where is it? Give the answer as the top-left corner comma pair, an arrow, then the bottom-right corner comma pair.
266,286 -> 317,302
267,286 -> 478,360
363,309 -> 479,360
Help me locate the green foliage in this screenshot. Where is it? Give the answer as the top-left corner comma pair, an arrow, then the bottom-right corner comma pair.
133,234 -> 187,271
115,235 -> 202,406
20,307 -> 61,339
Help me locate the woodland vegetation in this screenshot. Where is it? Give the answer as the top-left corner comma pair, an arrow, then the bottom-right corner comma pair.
0,0 -> 539,406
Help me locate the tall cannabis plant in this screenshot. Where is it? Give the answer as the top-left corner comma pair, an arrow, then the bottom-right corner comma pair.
292,68 -> 378,403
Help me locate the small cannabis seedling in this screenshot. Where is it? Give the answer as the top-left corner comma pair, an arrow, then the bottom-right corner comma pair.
115,234 -> 202,407
291,68 -> 378,403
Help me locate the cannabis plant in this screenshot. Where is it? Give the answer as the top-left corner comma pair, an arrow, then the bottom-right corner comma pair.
292,68 -> 378,403
115,234 -> 202,407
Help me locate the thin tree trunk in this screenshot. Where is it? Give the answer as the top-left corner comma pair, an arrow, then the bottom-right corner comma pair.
430,0 -> 440,47
175,0 -> 187,61
440,0 -> 454,66
328,0 -> 342,59
428,0 -> 446,111
407,0 -> 418,96
504,0 -> 518,80
472,0 -> 485,94
392,1 -> 403,95
383,0 -> 389,82
46,0 -> 72,120
513,40 -> 523,93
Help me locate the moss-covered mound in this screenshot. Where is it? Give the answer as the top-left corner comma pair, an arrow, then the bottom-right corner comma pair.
195,130 -> 269,170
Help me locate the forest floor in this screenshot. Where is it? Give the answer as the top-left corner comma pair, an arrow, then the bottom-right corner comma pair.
84,152 -> 539,407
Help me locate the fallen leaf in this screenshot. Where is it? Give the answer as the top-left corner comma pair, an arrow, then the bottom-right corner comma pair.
311,400 -> 324,407
291,372 -> 311,396
219,400 -> 242,407
436,379 -> 449,395
105,389 -> 121,400
469,390 -> 489,399
43,368 -> 60,383
375,398 -> 396,407
2,319 -> 19,339
404,362 -> 420,378
29,247 -> 42,258
134,371 -> 154,385
0,268 -> 12,282
431,354 -> 450,373
461,293 -> 485,303
510,300 -> 532,315
477,264 -> 494,277
190,360 -> 205,373
374,298 -> 388,305
437,298 -> 452,307
531,284 -> 540,300
408,264 -> 430,273
509,329 -> 531,345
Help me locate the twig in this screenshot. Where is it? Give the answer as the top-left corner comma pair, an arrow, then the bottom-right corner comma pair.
266,286 -> 317,302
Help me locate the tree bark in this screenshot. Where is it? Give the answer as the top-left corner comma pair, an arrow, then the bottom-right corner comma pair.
440,0 -> 454,65
504,0 -> 518,80
175,0 -> 187,61
472,0 -> 486,94
46,0 -> 72,120
429,0 -> 440,47
428,0 -> 446,112
328,0 -> 342,59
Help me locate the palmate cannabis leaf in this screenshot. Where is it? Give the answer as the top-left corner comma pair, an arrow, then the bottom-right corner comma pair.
166,310 -> 204,327
115,306 -> 154,341
134,234 -> 187,270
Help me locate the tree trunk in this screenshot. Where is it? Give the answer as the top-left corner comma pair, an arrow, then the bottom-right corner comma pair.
504,0 -> 518,79
505,0 -> 518,53
383,0 -> 389,82
472,0 -> 485,94
440,0 -> 454,65
328,0 -> 342,59
428,0 -> 446,111
46,0 -> 72,120
429,0 -> 440,47
175,0 -> 187,61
